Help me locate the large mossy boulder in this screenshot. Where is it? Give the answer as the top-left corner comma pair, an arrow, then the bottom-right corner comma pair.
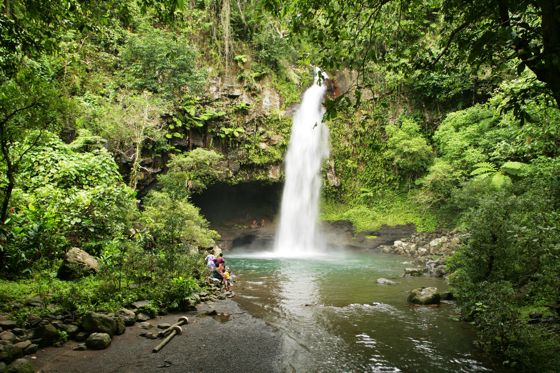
5,358 -> 34,373
57,247 -> 99,280
0,343 -> 23,364
407,287 -> 441,305
80,312 -> 117,336
32,323 -> 60,346
85,333 -> 112,350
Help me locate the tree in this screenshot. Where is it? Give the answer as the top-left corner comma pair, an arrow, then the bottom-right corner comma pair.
269,0 -> 560,107
158,148 -> 224,199
0,62 -> 65,223
384,117 -> 433,181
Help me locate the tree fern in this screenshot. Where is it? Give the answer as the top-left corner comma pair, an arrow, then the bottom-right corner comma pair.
470,162 -> 497,177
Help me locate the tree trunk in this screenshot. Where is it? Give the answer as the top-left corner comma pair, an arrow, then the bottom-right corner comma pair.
1,171 -> 14,224
129,140 -> 142,190
539,0 -> 560,108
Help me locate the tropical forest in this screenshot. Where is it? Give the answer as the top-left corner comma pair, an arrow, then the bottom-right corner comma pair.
0,0 -> 559,372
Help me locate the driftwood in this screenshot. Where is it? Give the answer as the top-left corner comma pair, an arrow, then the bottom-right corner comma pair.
152,325 -> 182,353
156,316 -> 189,338
152,316 -> 189,353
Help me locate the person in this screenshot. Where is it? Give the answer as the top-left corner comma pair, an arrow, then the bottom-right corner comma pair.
211,262 -> 224,284
223,267 -> 231,291
215,252 -> 225,267
205,252 -> 216,272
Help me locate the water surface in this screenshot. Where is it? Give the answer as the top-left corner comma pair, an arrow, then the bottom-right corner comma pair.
228,250 -> 505,372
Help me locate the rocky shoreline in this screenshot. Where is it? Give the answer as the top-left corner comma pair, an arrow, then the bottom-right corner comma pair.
378,230 -> 464,278
0,281 -> 230,373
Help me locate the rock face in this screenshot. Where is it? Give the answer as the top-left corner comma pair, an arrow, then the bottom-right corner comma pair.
57,247 -> 99,280
407,287 -> 441,305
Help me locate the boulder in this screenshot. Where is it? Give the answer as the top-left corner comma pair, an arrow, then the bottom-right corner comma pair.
376,278 -> 397,285
5,358 -> 34,373
80,312 -> 117,336
25,297 -> 43,308
135,313 -> 151,322
85,333 -> 111,350
116,309 -> 136,326
114,317 -> 126,336
407,287 -> 441,305
13,341 -> 31,351
23,344 -> 37,355
404,267 -> 425,277
57,247 -> 99,280
0,331 -> 16,343
74,332 -> 88,342
0,343 -> 23,364
32,323 -> 60,346
58,323 -> 79,338
0,321 -> 17,330
130,300 -> 151,310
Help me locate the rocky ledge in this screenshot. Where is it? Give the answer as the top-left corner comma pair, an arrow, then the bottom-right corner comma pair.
379,231 -> 464,278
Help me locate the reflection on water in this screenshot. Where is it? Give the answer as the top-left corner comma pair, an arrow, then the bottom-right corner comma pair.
229,250 -> 506,373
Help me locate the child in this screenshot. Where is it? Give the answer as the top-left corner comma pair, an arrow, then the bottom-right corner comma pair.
223,267 -> 231,291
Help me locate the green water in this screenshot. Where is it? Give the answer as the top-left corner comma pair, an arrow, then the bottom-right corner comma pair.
228,250 -> 506,373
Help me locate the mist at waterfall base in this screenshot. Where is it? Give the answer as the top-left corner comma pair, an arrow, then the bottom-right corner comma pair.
274,70 -> 330,257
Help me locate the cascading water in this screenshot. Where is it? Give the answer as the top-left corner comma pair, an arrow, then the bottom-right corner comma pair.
274,69 -> 330,256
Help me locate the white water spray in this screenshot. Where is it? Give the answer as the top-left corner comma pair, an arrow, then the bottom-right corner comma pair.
274,69 -> 330,256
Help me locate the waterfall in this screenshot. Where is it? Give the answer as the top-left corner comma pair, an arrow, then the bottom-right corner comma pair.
274,69 -> 330,256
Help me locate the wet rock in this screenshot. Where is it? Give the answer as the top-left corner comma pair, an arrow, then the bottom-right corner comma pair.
136,313 -> 151,322
25,316 -> 41,328
0,343 -> 23,364
5,358 -> 34,373
73,343 -> 87,351
0,331 -> 16,343
23,344 -> 38,355
130,300 -> 151,310
13,341 -> 31,351
0,321 -> 17,330
59,324 -> 79,338
81,312 -> 117,336
404,267 -> 425,277
57,247 -> 99,280
116,309 -> 136,326
25,296 -> 43,308
10,329 -> 26,337
74,332 -> 89,342
85,333 -> 111,350
115,317 -> 126,336
138,322 -> 153,330
376,278 -> 397,285
157,323 -> 171,330
408,287 -> 441,305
